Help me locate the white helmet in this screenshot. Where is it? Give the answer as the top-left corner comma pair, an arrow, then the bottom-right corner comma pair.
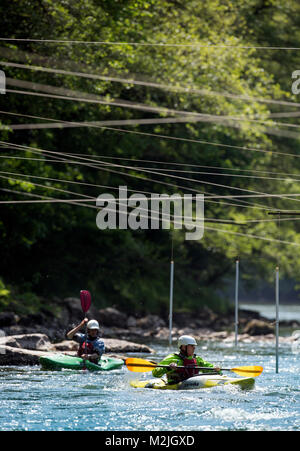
178,335 -> 197,348
87,319 -> 100,330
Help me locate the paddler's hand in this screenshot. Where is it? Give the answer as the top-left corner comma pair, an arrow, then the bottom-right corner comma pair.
169,363 -> 177,369
214,367 -> 221,373
81,318 -> 89,327
81,354 -> 89,360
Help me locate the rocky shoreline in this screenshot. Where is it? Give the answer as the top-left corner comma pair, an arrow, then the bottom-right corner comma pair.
0,297 -> 299,366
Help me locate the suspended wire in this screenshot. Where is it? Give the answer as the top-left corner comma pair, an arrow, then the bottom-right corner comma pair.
1,184 -> 299,249
4,77 -> 300,140
7,117 -> 300,131
2,183 -> 300,223
85,155 -> 300,206
1,45 -> 299,252
1,110 -> 300,181
2,109 -> 300,161
0,140 -> 287,212
2,152 -> 300,184
6,76 -> 280,124
0,173 -> 95,205
0,163 -> 275,213
2,137 -> 300,213
1,38 -> 300,50
2,59 -> 300,110
2,162 -> 298,207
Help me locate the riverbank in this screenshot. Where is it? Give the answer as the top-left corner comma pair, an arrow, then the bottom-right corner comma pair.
0,297 -> 299,366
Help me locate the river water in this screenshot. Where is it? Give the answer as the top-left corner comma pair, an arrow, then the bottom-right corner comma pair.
0,340 -> 299,431
240,303 -> 300,322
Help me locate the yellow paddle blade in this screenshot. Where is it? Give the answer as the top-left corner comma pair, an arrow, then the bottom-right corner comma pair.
126,357 -> 157,372
231,366 -> 263,377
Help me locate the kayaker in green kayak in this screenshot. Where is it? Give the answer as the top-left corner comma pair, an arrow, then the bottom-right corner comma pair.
152,335 -> 221,384
66,318 -> 105,364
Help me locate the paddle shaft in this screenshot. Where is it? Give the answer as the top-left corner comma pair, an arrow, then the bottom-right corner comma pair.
80,290 -> 92,359
126,362 -> 261,375
126,362 -> 219,371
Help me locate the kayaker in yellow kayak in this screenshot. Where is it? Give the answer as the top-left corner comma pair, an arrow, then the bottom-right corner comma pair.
66,318 -> 105,364
152,335 -> 221,384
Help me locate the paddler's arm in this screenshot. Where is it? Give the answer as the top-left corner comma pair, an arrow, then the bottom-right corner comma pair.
196,356 -> 221,374
152,355 -> 180,378
81,338 -> 105,363
83,338 -> 105,362
66,318 -> 88,340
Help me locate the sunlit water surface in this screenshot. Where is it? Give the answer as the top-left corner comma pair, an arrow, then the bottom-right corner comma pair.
0,341 -> 299,431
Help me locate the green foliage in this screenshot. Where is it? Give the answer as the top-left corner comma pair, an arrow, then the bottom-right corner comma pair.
0,278 -> 41,315
0,278 -> 10,310
1,0 -> 300,315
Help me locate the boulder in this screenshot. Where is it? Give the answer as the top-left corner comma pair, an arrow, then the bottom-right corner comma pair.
0,345 -> 46,365
103,338 -> 153,354
49,340 -> 78,352
0,312 -> 19,327
56,297 -> 101,327
173,308 -> 217,328
49,338 -> 153,354
0,335 -> 154,366
0,333 -> 51,351
136,315 -> 166,329
127,316 -> 137,328
18,312 -> 47,327
98,307 -> 127,327
243,319 -> 274,336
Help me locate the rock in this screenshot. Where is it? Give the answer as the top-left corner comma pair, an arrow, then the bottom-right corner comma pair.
127,316 -> 137,328
153,327 -> 174,341
0,333 -> 52,351
0,335 -> 154,366
42,337 -> 154,354
207,331 -> 229,340
49,340 -> 78,352
136,315 -> 166,329
59,297 -> 101,327
173,309 -> 217,329
18,312 -> 48,327
98,307 -> 127,327
64,297 -> 84,318
243,319 -> 274,336
103,338 -> 154,354
0,312 -> 18,327
0,345 -> 47,365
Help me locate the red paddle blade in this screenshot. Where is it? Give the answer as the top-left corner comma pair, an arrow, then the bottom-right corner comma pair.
80,290 -> 91,313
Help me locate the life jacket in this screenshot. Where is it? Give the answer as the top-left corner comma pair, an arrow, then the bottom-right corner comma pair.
77,339 -> 94,358
171,353 -> 200,382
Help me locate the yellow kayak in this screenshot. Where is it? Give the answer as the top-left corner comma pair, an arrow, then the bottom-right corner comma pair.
130,374 -> 255,390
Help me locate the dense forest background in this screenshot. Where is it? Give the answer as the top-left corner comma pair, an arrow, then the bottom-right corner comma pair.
1,0 -> 300,316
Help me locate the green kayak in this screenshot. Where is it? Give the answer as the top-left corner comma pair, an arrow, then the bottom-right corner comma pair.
39,353 -> 124,371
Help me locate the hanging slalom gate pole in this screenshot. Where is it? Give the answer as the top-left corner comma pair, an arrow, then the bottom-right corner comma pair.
275,266 -> 280,373
168,260 -> 174,347
267,211 -> 282,373
234,258 -> 239,347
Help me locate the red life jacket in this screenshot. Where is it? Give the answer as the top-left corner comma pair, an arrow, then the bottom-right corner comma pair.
77,340 -> 94,357
172,353 -> 200,382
